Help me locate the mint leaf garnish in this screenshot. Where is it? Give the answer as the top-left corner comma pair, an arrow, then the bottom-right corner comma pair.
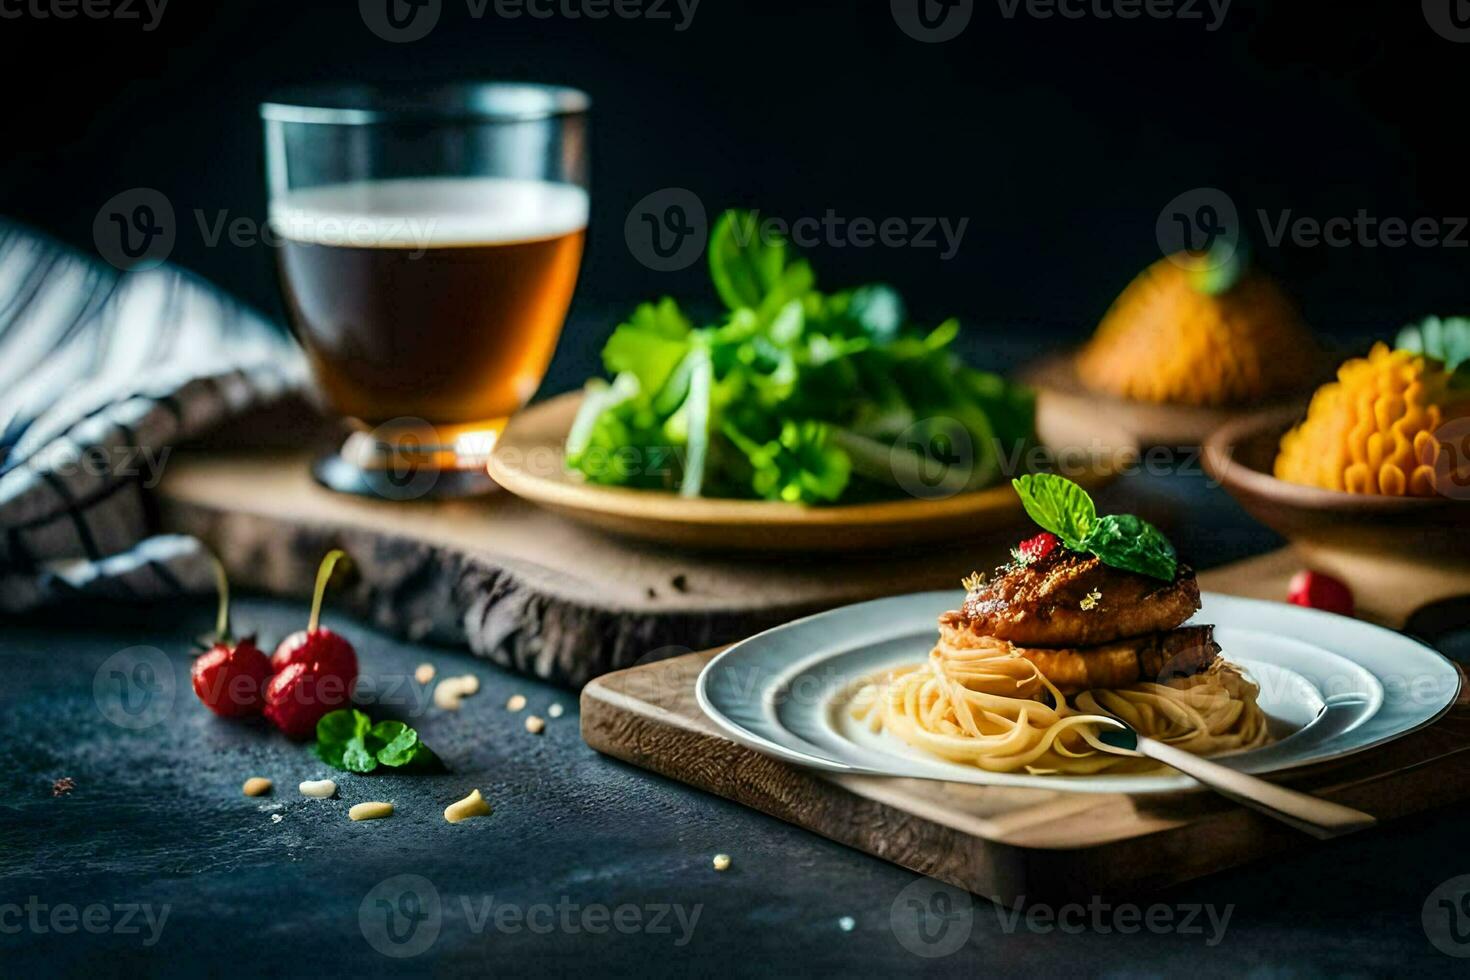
1011,475 -> 1178,581
1081,514 -> 1178,582
315,709 -> 437,774
371,721 -> 421,768
1010,474 -> 1096,551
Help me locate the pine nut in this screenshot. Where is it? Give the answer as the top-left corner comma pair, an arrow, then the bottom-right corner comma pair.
242,777 -> 272,797
349,801 -> 394,821
415,663 -> 436,685
299,779 -> 337,799
434,674 -> 481,711
524,715 -> 545,734
713,854 -> 732,871
506,694 -> 527,712
444,789 -> 493,824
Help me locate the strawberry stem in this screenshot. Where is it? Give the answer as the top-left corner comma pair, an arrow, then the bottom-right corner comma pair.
309,549 -> 347,633
210,554 -> 232,643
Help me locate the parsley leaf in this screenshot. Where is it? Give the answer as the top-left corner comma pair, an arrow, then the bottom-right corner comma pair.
566,208 -> 1036,505
314,709 -> 438,774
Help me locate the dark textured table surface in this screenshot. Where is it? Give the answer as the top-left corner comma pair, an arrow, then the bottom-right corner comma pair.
4,558 -> 1470,976
3,316 -> 1468,975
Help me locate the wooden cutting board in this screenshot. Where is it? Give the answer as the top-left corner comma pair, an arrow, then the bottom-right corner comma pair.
155,447 -> 1043,686
580,555 -> 1470,904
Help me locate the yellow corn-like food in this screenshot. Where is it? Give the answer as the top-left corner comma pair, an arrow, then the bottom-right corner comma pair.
1078,256 -> 1317,406
1275,344 -> 1460,496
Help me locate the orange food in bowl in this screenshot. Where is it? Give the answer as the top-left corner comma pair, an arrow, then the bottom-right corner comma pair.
1078,255 -> 1316,406
1274,344 -> 1465,496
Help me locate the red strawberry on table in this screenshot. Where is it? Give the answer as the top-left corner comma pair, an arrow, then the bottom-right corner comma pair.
191,558 -> 272,718
1287,569 -> 1355,617
264,549 -> 358,739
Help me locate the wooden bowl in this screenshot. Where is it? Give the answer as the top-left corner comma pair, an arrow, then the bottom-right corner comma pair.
1020,348 -> 1327,449
1203,408 -> 1470,570
487,391 -> 1138,553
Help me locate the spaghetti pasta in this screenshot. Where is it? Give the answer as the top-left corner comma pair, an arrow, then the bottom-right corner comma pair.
850,631 -> 1271,775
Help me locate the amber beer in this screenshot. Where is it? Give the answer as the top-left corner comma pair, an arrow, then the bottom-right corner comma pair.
272,176 -> 587,426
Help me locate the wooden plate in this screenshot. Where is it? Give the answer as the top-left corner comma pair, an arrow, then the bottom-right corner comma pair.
487,391 -> 1138,552
1019,349 -> 1322,449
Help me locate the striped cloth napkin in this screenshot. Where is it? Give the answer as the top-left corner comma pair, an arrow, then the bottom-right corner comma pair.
0,220 -> 306,612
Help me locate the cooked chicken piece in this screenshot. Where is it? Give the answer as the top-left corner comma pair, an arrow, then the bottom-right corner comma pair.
950,550 -> 1200,648
939,624 -> 1219,695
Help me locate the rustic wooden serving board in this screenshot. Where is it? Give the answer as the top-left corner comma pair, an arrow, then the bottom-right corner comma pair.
155,447 -> 1042,686
580,555 -> 1470,904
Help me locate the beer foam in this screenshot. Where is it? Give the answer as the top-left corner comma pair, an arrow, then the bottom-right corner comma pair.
269,177 -> 589,248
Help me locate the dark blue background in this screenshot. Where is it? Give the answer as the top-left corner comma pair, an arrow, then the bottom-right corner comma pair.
2,0 -> 1466,359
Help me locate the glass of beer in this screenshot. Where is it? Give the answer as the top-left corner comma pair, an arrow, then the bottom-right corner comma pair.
261,83 -> 589,497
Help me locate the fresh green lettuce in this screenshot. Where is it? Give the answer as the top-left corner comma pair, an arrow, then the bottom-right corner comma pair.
566,209 -> 1037,505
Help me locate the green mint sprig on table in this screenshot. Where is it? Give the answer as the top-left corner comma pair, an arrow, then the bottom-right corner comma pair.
1396,316 -> 1470,388
315,709 -> 439,774
1011,474 -> 1178,581
564,208 -> 1036,505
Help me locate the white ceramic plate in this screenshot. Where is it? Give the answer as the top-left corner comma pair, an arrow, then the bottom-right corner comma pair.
696,591 -> 1461,794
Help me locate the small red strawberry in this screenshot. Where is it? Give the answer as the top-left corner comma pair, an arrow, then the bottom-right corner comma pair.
262,661 -> 352,739
191,557 -> 272,717
1012,531 -> 1061,566
1288,570 -> 1355,617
